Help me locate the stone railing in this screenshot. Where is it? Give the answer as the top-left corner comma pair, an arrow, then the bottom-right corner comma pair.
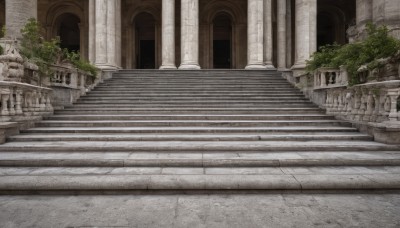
316,59 -> 400,144
314,66 -> 348,89
0,81 -> 53,123
50,64 -> 88,93
49,63 -> 99,109
325,81 -> 400,123
287,57 -> 400,144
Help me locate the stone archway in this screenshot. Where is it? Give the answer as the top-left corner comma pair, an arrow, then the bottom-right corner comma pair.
212,13 -> 233,69
54,13 -> 81,52
133,12 -> 156,69
41,0 -> 88,59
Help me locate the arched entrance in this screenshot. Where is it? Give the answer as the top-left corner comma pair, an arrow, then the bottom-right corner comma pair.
55,13 -> 81,52
134,12 -> 156,69
212,13 -> 232,69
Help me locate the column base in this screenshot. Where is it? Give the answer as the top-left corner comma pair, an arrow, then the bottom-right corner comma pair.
264,63 -> 276,70
245,64 -> 267,70
178,63 -> 201,70
95,64 -> 121,70
291,62 -> 307,71
160,65 -> 177,70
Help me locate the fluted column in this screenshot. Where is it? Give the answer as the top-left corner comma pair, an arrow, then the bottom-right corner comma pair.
179,0 -> 200,69
263,0 -> 275,69
246,0 -> 266,69
277,0 -> 287,70
90,0 -> 121,70
160,0 -> 177,69
5,0 -> 37,39
292,0 -> 317,70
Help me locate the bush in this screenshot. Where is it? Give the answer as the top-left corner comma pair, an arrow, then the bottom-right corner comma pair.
64,51 -> 98,77
306,23 -> 400,86
20,18 -> 98,77
20,18 -> 61,76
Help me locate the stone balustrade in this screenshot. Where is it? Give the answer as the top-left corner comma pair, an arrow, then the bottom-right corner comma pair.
0,81 -> 53,123
325,81 -> 400,124
50,64 -> 92,93
314,66 -> 348,89
49,64 -> 100,109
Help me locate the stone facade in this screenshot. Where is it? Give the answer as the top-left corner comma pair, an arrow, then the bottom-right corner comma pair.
4,0 -> 394,71
0,0 -> 395,70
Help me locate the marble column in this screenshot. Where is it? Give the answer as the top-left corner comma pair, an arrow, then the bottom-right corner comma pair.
160,0 -> 177,69
356,0 -> 372,26
277,0 -> 287,70
291,0 -> 317,70
263,0 -> 275,69
372,0 -> 400,39
246,0 -> 266,69
179,0 -> 200,69
88,0 -> 96,63
90,0 -> 121,70
5,0 -> 37,39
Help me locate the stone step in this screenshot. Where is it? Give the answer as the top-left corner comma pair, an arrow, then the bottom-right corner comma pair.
76,98 -> 309,103
35,120 -> 351,128
94,86 -> 296,90
0,169 -> 399,192
7,133 -> 373,142
59,107 -> 321,111
67,104 -> 316,109
99,83 -> 293,87
92,89 -> 298,93
45,114 -> 334,121
21,126 -> 359,134
102,80 -> 288,83
55,109 -> 325,115
1,151 -> 398,166
80,92 -> 305,100
1,140 -> 397,152
87,90 -> 302,94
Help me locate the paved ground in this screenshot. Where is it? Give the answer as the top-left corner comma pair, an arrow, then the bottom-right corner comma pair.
0,194 -> 399,228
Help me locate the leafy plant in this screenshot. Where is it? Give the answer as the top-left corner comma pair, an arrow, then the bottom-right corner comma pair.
19,18 -> 98,77
306,23 -> 400,86
64,51 -> 98,77
0,25 -> 5,55
20,18 -> 61,76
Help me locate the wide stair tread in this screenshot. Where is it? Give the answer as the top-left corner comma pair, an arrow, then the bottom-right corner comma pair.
2,69 -> 400,193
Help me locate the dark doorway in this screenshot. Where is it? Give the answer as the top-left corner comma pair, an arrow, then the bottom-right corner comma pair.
213,13 -> 232,69
56,13 -> 80,52
139,40 -> 155,69
317,13 -> 335,49
213,40 -> 231,68
134,12 -> 156,69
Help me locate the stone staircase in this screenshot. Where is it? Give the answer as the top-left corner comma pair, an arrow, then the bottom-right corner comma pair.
0,70 -> 399,193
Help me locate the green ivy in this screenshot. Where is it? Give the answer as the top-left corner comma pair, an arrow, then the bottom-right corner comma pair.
306,23 -> 400,86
